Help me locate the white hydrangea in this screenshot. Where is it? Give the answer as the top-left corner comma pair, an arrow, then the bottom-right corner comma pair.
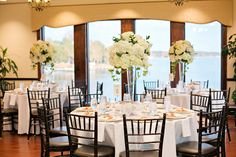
169,40 -> 194,64
108,32 -> 151,79
169,40 -> 194,78
30,40 -> 54,68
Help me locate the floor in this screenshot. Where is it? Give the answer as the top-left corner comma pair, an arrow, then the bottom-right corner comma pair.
0,119 -> 236,157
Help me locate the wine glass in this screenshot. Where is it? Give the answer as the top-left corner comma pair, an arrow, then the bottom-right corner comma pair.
91,98 -> 97,109
123,94 -> 131,101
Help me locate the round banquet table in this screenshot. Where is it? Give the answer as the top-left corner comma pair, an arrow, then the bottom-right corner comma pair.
71,103 -> 198,157
3,89 -> 68,134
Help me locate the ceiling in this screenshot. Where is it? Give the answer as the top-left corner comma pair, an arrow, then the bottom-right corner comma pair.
0,0 -> 227,5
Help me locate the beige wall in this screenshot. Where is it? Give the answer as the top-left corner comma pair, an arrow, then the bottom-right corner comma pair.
0,3 -> 37,82
227,0 -> 236,103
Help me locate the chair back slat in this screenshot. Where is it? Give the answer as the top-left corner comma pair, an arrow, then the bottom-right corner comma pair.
68,86 -> 84,112
123,114 -> 166,157
143,80 -> 159,90
27,88 -> 50,115
210,88 -> 230,112
197,108 -> 226,156
190,92 -> 210,113
65,112 -> 98,157
145,88 -> 167,104
42,95 -> 63,129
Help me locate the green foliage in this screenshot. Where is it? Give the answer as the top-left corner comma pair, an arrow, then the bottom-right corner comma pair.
223,34 -> 236,79
232,90 -> 236,103
223,34 -> 236,103
0,47 -> 18,80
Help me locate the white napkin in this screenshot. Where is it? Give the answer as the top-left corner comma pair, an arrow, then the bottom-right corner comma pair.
181,117 -> 191,137
9,93 -> 18,106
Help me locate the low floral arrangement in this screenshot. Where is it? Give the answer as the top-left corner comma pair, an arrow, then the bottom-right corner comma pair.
169,40 -> 194,78
108,31 -> 152,80
29,40 -> 54,69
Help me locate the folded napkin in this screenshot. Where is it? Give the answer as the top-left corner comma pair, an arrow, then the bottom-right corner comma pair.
181,117 -> 191,137
10,93 -> 18,106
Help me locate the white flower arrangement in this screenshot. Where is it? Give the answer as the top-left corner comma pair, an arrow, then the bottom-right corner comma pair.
169,40 -> 194,77
29,40 -> 54,69
108,32 -> 152,80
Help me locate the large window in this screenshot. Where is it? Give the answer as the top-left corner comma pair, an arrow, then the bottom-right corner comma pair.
88,21 -> 121,100
44,26 -> 74,86
135,20 -> 170,93
185,22 -> 221,89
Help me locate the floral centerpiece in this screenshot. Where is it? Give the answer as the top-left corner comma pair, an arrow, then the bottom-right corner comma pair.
108,31 -> 151,100
169,40 -> 194,81
30,40 -> 54,69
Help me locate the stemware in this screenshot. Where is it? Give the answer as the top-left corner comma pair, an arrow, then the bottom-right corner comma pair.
91,98 -> 97,109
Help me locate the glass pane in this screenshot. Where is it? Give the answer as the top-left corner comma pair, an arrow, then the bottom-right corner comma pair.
44,26 -> 74,86
88,20 -> 121,101
135,20 -> 170,93
185,22 -> 221,89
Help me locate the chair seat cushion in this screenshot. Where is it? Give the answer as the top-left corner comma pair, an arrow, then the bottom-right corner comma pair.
49,136 -> 70,147
2,108 -> 18,115
31,110 -> 38,116
177,141 -> 216,155
119,151 -> 158,157
49,126 -> 67,137
202,134 -> 218,143
73,145 -> 114,157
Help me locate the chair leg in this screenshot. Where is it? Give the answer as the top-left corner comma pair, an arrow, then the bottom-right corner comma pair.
11,115 -> 15,133
221,145 -> 226,157
234,114 -> 236,127
0,116 -> 3,137
33,118 -> 36,135
28,117 -> 32,140
226,122 -> 231,142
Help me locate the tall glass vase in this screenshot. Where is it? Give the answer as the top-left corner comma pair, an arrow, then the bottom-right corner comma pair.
127,67 -> 135,101
178,62 -> 185,83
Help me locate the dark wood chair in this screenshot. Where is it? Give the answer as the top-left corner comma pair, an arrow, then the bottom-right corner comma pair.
0,81 -> 16,98
145,88 -> 167,104
82,81 -> 104,106
190,92 -> 211,113
27,88 -> 50,140
38,106 -> 76,157
71,80 -> 87,95
66,86 -> 83,113
65,112 -> 115,157
191,80 -> 209,89
209,88 -> 231,141
42,95 -> 67,137
0,81 -> 17,137
143,80 -> 159,90
177,108 -> 225,157
120,114 -> 166,157
95,81 -> 103,103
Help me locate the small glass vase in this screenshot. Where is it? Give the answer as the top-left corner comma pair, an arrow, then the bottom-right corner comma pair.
127,67 -> 135,101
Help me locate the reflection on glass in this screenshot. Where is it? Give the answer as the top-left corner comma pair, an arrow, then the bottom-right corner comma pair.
44,26 -> 74,86
135,20 -> 170,94
88,20 -> 121,101
185,22 -> 221,89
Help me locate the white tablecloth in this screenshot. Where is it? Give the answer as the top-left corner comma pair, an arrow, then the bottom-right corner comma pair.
3,90 -> 68,134
71,107 -> 198,157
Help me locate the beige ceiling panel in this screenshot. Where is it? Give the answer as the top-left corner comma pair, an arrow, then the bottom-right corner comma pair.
31,0 -> 233,30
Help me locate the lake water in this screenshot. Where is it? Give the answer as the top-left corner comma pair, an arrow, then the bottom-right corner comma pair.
51,56 -> 221,100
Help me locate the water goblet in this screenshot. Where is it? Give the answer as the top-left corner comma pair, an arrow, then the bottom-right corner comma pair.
91,98 -> 97,110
